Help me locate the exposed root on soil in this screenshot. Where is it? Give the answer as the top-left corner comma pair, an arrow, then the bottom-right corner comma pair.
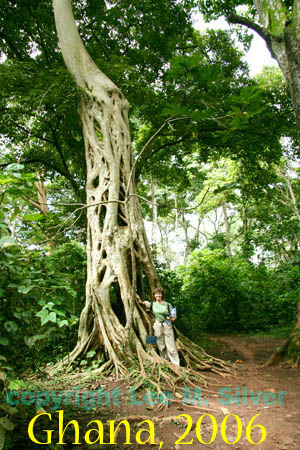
103,414 -> 215,428
266,338 -> 300,368
49,298 -> 236,399
123,340 -> 236,408
176,329 -> 236,377
49,328 -> 236,402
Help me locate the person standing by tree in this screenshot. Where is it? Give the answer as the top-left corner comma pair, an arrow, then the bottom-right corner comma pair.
142,288 -> 180,366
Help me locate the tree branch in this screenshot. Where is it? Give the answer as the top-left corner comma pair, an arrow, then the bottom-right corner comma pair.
132,116 -> 190,186
53,0 -> 114,89
227,13 -> 277,59
14,123 -> 56,145
150,135 -> 189,158
0,159 -> 67,177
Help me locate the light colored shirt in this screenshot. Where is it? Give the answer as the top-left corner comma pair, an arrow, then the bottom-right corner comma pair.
144,300 -> 173,323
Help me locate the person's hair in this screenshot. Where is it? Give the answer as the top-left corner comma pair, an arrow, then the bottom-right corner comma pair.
152,287 -> 165,301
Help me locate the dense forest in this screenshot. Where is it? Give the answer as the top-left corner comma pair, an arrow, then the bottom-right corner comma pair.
1,0 -> 300,448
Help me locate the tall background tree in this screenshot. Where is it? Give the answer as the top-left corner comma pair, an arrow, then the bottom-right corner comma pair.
198,0 -> 300,136
198,0 -> 300,364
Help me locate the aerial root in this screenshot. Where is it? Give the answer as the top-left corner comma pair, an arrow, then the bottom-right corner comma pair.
48,331 -> 96,374
137,348 -> 146,379
170,398 -> 218,413
293,354 -> 300,368
175,330 -> 236,378
123,341 -> 236,413
105,413 -> 219,429
51,323 -> 236,398
266,338 -> 300,367
92,359 -> 113,374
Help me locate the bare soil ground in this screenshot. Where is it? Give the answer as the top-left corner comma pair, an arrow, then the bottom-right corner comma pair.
17,335 -> 300,449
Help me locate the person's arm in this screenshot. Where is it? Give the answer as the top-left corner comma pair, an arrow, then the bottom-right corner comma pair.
142,300 -> 151,308
137,294 -> 150,308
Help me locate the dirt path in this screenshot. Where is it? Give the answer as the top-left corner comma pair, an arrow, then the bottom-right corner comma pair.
201,335 -> 300,450
210,335 -> 255,362
19,336 -> 300,449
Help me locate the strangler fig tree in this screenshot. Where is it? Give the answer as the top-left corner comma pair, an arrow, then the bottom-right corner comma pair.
52,0 -> 233,381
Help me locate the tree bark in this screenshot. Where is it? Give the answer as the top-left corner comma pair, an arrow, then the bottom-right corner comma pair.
26,178 -> 54,252
230,0 -> 300,137
150,174 -> 158,244
221,197 -> 232,258
53,0 -> 159,373
181,209 -> 191,262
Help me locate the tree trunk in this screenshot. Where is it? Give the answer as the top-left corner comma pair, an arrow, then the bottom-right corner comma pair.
53,0 -> 160,374
150,173 -> 158,251
26,178 -> 54,252
253,0 -> 300,135
221,197 -> 232,258
181,210 -> 191,262
267,290 -> 300,367
52,0 -> 234,382
288,292 -> 300,364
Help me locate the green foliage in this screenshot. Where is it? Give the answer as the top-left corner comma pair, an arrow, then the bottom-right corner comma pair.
174,248 -> 299,336
155,261 -> 183,307
0,241 -> 86,374
0,0 -> 195,204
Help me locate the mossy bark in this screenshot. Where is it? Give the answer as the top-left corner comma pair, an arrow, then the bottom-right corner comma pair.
267,291 -> 300,366
254,0 -> 300,137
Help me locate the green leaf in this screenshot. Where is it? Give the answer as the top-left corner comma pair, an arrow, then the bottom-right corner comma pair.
36,310 -> 51,327
6,163 -> 24,171
0,405 -> 18,416
0,338 -> 9,346
25,332 -> 52,347
36,310 -> 48,320
45,302 -> 55,309
52,309 -> 66,317
17,285 -> 35,294
23,213 -> 44,221
0,178 -> 15,185
86,351 -> 96,359
58,320 -> 68,327
8,379 -> 28,390
37,310 -> 57,326
0,237 -> 16,248
0,418 -> 14,432
47,312 -> 57,323
213,182 -> 239,194
1,366 -> 13,371
6,188 -> 23,196
4,321 -> 18,333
